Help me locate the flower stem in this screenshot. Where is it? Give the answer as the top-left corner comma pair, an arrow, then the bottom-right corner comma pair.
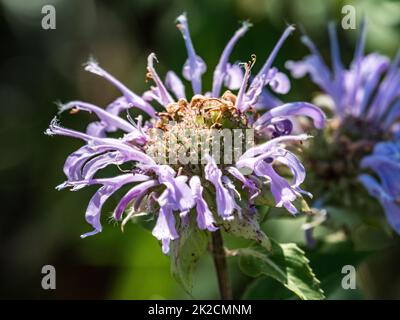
211,230 -> 232,300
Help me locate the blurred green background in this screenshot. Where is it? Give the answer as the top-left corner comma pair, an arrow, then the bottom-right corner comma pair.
0,0 -> 399,299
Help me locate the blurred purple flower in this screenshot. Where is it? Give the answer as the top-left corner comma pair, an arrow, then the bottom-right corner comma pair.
286,21 -> 400,234
359,139 -> 400,233
46,13 -> 324,254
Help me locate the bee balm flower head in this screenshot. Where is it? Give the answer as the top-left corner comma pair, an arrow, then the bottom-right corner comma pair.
46,13 -> 325,254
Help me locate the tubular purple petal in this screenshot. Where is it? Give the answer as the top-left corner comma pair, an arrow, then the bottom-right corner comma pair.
255,161 -> 298,214
176,13 -> 206,95
348,19 -> 366,110
79,173 -> 147,238
152,205 -> 179,254
226,166 -> 259,197
254,102 -> 325,130
190,176 -> 218,231
165,71 -> 186,100
252,25 -> 295,86
84,60 -> 156,117
239,134 -> 310,160
113,179 -> 158,220
147,53 -> 174,105
268,71 -> 290,94
359,174 -> 400,234
224,63 -> 244,91
59,101 -> 136,133
328,22 -> 344,77
212,21 -> 251,97
204,155 -> 235,219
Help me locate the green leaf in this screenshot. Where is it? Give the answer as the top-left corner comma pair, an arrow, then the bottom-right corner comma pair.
222,213 -> 271,251
237,240 -> 325,300
242,276 -> 296,300
170,218 -> 209,294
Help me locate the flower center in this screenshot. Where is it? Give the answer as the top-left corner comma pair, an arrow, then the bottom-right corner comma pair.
145,91 -> 252,172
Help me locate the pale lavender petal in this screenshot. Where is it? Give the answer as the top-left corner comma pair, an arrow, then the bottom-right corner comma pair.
384,100 -> 400,130
79,174 -> 145,238
113,179 -> 158,220
86,122 -> 107,137
150,165 -> 195,212
142,88 -> 163,105
359,174 -> 400,234
45,117 -> 95,141
62,144 -> 109,181
58,101 -> 136,133
251,25 -> 295,87
357,54 -> 390,115
204,155 -> 235,219
84,60 -> 156,117
224,63 -> 244,91
274,147 -> 306,188
239,25 -> 294,111
57,173 -> 150,191
176,13 -> 206,95
255,161 -> 298,214
223,176 -> 243,218
254,102 -> 325,130
147,53 -> 174,105
189,176 -> 218,231
165,71 -> 186,100
285,32 -> 342,112
81,151 -> 126,180
226,166 -> 259,199
235,62 -> 253,111
300,34 -> 332,79
286,56 -> 337,106
328,22 -> 344,77
46,118 -> 156,165
268,71 -> 290,94
152,205 -> 179,254
80,185 -> 113,238
253,89 -> 282,110
239,74 -> 266,112
285,59 -> 310,78
212,21 -> 251,97
348,19 -> 366,109
239,134 -> 310,160
367,50 -> 400,121
361,155 -> 400,193
106,96 -> 131,115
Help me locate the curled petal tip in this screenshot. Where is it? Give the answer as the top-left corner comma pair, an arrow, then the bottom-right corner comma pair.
80,228 -> 101,239
287,24 -> 296,32
83,58 -> 103,76
176,12 -> 187,22
241,20 -> 253,29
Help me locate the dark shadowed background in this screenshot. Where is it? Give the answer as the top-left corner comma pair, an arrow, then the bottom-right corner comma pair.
0,0 -> 399,299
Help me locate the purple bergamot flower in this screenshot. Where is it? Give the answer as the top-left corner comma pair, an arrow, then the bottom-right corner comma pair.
286,20 -> 400,234
46,13 -> 325,254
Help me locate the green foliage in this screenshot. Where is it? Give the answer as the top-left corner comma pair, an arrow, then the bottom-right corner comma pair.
242,276 -> 297,300
307,240 -> 369,299
237,240 -> 325,300
170,218 -> 209,294
222,213 -> 272,251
